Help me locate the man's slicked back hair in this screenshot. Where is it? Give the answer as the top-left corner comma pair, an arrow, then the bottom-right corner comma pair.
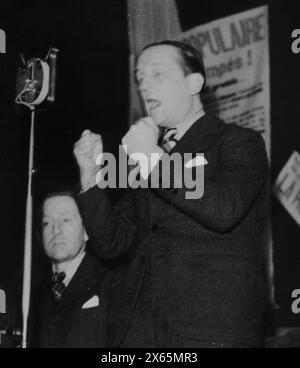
142,40 -> 206,90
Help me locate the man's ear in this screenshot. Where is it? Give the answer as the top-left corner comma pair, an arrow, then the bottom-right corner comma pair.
84,229 -> 89,242
187,73 -> 204,95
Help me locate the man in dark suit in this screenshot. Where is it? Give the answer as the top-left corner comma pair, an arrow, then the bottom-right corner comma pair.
74,41 -> 269,347
30,191 -> 113,348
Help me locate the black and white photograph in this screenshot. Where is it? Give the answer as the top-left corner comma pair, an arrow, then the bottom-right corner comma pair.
0,0 -> 300,353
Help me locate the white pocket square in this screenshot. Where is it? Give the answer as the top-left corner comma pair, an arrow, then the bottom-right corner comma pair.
185,155 -> 208,168
82,295 -> 99,309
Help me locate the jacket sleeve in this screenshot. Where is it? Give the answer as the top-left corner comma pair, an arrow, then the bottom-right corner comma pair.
150,128 -> 269,233
78,187 -> 137,259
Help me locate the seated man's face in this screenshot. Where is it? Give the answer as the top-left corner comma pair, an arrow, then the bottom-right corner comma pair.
42,196 -> 87,265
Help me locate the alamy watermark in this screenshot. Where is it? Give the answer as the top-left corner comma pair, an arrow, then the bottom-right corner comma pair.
93,145 -> 206,200
291,289 -> 300,313
0,29 -> 6,54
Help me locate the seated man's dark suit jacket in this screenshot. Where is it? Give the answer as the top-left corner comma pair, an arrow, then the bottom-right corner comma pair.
29,251 -> 116,348
78,114 -> 269,347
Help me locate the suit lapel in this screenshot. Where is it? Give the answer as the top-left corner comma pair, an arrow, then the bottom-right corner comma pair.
144,116 -> 224,223
170,114 -> 225,155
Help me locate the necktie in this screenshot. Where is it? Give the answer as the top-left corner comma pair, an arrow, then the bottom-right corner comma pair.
51,271 -> 66,301
160,128 -> 178,153
127,127 -> 178,182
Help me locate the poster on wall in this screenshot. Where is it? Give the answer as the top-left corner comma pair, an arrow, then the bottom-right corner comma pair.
274,151 -> 300,226
179,5 -> 270,157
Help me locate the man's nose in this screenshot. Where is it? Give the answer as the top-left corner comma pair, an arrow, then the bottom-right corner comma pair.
53,220 -> 62,235
139,77 -> 153,93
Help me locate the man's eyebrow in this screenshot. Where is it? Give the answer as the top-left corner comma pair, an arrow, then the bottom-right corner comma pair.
135,62 -> 168,74
60,212 -> 75,217
43,211 -> 74,217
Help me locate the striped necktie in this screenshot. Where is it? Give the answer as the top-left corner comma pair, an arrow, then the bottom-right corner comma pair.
51,271 -> 66,301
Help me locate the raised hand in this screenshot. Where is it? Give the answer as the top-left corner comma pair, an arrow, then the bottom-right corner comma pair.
122,117 -> 161,160
73,129 -> 103,190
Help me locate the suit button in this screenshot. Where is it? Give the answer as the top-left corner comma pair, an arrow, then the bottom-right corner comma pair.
140,255 -> 145,264
151,224 -> 159,231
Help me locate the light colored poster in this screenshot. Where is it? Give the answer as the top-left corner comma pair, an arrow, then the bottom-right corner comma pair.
274,151 -> 300,226
179,6 -> 270,157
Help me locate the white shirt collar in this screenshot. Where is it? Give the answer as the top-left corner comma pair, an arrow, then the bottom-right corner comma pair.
52,250 -> 86,287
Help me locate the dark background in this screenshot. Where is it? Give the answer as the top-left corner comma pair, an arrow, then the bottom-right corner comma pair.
0,0 -> 300,335
0,0 -> 129,287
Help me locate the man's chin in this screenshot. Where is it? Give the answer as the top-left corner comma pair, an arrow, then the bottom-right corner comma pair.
51,254 -> 69,265
50,247 -> 68,261
149,113 -> 165,127
51,251 -> 66,259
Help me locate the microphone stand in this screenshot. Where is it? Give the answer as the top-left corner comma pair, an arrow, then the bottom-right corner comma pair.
15,47 -> 58,348
21,106 -> 35,348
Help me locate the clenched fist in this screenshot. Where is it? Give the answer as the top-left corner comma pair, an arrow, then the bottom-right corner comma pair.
73,129 -> 103,190
122,117 -> 162,160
